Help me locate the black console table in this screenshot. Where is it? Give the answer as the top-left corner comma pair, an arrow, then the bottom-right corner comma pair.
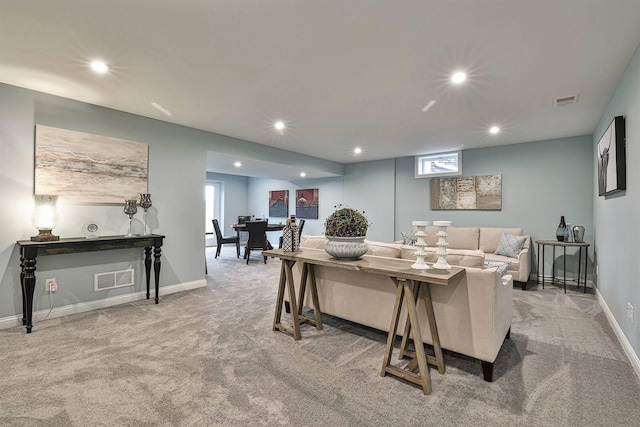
16,234 -> 165,333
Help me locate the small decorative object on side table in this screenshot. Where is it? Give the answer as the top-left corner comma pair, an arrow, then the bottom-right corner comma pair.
139,193 -> 152,235
31,194 -> 60,242
432,221 -> 452,270
123,199 -> 138,237
411,220 -> 430,269
282,214 -> 299,252
556,216 -> 567,242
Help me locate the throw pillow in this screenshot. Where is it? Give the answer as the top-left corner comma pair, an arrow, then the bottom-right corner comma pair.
494,233 -> 527,259
485,261 -> 511,276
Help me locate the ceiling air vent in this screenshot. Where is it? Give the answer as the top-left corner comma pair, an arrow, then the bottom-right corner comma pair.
553,94 -> 579,107
94,269 -> 135,291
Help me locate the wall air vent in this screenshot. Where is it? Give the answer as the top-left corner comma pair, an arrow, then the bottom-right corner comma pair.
553,94 -> 579,107
94,269 -> 135,291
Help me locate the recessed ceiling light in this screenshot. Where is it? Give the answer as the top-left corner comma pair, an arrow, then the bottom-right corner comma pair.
234,161 -> 242,167
300,172 -> 306,177
90,60 -> 110,74
489,126 -> 500,134
354,147 -> 362,154
274,121 -> 285,131
451,72 -> 466,84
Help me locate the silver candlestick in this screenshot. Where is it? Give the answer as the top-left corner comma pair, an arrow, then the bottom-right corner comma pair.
123,199 -> 138,237
139,193 -> 152,235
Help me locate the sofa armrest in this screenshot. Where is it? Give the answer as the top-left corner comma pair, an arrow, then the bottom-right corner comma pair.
516,244 -> 531,282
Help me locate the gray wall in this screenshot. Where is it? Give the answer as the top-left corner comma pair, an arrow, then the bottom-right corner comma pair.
395,136 -> 594,262
206,172 -> 249,232
247,177 -> 345,238
593,44 -> 640,356
0,83 -> 342,322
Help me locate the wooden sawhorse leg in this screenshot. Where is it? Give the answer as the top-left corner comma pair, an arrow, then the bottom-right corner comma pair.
296,263 -> 323,330
272,260 -> 322,340
381,278 -> 442,395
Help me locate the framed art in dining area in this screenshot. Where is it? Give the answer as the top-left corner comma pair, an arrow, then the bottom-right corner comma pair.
269,190 -> 289,218
597,115 -> 626,197
296,188 -> 319,219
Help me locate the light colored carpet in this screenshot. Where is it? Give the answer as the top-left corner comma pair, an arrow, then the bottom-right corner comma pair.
1,246 -> 639,426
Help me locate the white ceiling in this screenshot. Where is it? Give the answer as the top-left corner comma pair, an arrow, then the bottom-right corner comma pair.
2,1 -> 640,179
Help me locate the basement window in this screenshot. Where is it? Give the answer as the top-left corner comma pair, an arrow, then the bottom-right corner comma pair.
415,151 -> 462,178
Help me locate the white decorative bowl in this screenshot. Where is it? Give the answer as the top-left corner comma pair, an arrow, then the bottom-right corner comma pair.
325,236 -> 368,260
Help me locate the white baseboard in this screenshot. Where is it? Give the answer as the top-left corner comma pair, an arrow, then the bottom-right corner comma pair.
0,279 -> 207,331
597,288 -> 640,380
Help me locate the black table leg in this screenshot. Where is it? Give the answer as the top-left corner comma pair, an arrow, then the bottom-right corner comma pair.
154,245 -> 162,304
537,243 -> 541,287
563,246 -> 567,293
542,243 -> 545,289
552,246 -> 556,284
20,247 -> 38,333
577,247 -> 582,291
144,247 -> 152,300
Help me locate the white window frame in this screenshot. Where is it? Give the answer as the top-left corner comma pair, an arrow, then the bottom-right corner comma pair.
414,150 -> 462,178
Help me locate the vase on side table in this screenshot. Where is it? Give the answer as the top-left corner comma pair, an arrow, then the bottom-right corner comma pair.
556,216 -> 567,242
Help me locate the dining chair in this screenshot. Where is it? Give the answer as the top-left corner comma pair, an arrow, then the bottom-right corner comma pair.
212,219 -> 240,259
244,220 -> 269,264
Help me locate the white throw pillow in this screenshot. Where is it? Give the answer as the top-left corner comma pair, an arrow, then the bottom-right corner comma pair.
494,233 -> 526,259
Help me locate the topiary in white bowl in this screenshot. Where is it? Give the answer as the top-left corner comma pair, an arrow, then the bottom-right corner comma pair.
324,205 -> 369,260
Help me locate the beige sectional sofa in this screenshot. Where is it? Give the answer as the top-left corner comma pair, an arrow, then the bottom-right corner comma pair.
289,236 -> 514,382
406,226 -> 531,288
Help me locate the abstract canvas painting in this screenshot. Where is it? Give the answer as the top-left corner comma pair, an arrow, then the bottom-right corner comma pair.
35,125 -> 148,203
431,175 -> 501,210
269,190 -> 288,218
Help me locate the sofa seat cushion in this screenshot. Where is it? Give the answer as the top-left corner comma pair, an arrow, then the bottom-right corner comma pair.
364,240 -> 402,258
400,246 -> 485,268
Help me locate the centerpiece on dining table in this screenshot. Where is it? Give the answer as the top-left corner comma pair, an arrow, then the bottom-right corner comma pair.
324,205 -> 369,260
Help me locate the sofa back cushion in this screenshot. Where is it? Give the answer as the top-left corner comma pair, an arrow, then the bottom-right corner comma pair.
301,235 -> 327,249
400,246 -> 485,268
479,227 -> 522,253
423,226 -> 479,249
364,240 -> 402,258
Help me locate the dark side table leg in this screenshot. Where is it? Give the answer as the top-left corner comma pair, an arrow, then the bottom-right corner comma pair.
577,247 -> 582,291
154,246 -> 162,304
144,247 -> 152,300
563,246 -> 567,293
21,247 -> 38,333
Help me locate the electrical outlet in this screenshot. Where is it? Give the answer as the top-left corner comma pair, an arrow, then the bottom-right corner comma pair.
45,278 -> 58,292
627,302 -> 634,323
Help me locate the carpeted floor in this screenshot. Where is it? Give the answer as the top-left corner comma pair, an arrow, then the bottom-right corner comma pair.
1,245 -> 639,426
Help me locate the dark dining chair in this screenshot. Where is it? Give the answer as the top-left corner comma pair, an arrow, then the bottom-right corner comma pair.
244,220 -> 269,264
279,219 -> 306,249
212,219 -> 240,259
